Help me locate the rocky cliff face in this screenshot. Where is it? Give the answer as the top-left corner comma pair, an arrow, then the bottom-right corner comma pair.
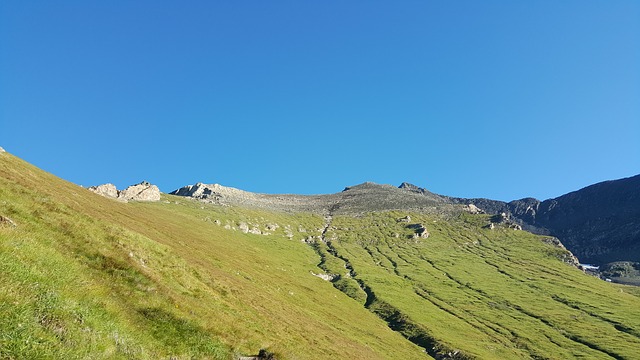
529,175 -> 640,264
89,181 -> 161,202
424,176 -> 640,264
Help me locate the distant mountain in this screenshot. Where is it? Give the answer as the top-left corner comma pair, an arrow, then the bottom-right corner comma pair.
169,181 -> 454,215
519,175 -> 640,264
408,175 -> 640,265
173,175 -> 640,265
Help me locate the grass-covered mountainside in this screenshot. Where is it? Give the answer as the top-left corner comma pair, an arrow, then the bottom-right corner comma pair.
2,151 -> 640,359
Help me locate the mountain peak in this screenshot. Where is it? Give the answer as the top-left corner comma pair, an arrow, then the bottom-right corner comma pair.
342,182 -> 396,192
398,182 -> 438,196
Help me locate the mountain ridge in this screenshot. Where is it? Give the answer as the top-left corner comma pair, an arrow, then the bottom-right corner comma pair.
170,175 -> 640,266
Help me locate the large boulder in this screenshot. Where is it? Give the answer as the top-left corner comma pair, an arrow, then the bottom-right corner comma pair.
408,224 -> 430,239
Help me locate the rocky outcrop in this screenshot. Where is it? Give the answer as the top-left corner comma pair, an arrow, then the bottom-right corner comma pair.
463,204 -> 484,214
542,237 -> 581,268
118,181 -> 161,202
89,181 -> 160,202
491,213 -> 522,230
170,182 -> 221,200
88,183 -> 118,198
311,271 -> 336,281
408,224 -> 430,239
0,146 -> 5,153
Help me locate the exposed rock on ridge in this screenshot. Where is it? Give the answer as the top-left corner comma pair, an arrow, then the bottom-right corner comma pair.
90,183 -> 118,198
170,181 -> 454,215
89,181 -> 160,202
118,181 -> 161,201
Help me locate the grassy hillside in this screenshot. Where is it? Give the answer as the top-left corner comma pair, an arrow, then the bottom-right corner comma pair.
322,213 -> 640,358
2,151 -> 640,359
0,153 -> 423,359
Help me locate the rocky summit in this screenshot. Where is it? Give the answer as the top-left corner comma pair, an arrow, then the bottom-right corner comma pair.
89,181 -> 161,202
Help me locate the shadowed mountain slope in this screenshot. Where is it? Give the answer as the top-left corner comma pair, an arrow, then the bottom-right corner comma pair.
435,176 -> 640,264
532,175 -> 640,264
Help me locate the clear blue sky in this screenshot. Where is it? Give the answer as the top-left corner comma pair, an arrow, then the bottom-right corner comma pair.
1,1 -> 638,201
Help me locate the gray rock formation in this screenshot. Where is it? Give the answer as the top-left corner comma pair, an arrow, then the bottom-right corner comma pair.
0,146 -> 5,153
89,181 -> 160,202
118,181 -> 161,202
464,204 -> 484,214
411,224 -> 430,239
88,183 -> 119,198
490,212 -> 522,230
170,182 -> 223,200
542,237 -> 581,268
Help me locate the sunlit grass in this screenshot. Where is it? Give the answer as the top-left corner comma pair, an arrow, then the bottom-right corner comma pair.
2,152 -> 640,359
326,211 -> 640,359
0,153 -> 424,359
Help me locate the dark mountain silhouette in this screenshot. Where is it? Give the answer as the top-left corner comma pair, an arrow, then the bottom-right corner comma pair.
414,175 -> 640,264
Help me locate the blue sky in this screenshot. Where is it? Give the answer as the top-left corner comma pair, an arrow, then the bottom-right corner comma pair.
1,1 -> 638,201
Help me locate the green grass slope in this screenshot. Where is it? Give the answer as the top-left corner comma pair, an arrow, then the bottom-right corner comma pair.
0,153 -> 424,359
2,151 -> 640,359
321,212 -> 640,359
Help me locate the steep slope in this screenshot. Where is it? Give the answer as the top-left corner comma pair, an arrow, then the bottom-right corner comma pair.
532,175 -> 640,264
3,151 -> 640,359
0,152 -> 425,359
305,210 -> 640,359
405,176 -> 640,265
